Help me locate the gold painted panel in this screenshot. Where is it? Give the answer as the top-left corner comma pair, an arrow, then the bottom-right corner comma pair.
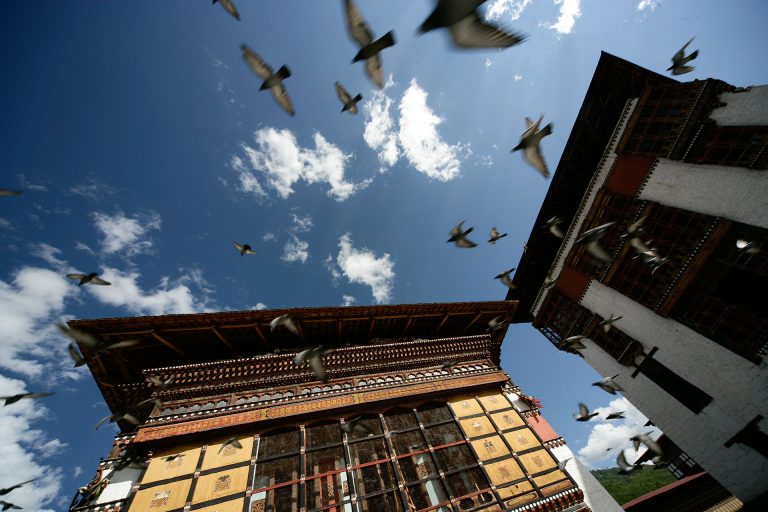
484,458 -> 525,486
496,480 -> 534,499
503,429 -> 541,453
201,435 -> 254,470
505,492 -> 539,508
517,448 -> 557,474
447,396 -> 484,417
489,410 -> 524,431
539,479 -> 574,497
142,445 -> 201,484
477,392 -> 509,412
193,498 -> 245,512
193,465 -> 250,504
129,479 -> 191,512
532,469 -> 567,488
459,416 -> 495,438
469,435 -> 510,460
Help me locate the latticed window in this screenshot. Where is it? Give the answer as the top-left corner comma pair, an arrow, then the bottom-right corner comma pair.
535,291 -> 593,349
685,125 -> 768,169
588,322 -> 645,367
619,82 -> 702,157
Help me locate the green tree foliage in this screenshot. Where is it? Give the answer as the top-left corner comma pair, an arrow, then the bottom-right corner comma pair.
591,467 -> 677,505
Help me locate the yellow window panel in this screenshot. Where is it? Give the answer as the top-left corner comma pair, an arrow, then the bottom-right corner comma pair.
193,465 -> 250,504
129,479 -> 191,512
489,410 -> 525,431
193,497 -> 245,512
503,429 -> 541,453
469,435 -> 510,461
484,458 -> 525,486
496,479 -> 534,499
517,448 -> 557,474
447,396 -> 484,417
459,416 -> 495,438
477,392 -> 510,412
142,445 -> 201,484
532,469 -> 568,488
505,492 -> 539,509
201,435 -> 254,470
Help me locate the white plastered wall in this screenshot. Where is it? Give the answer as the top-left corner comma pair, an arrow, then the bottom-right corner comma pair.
550,444 -> 623,512
578,280 -> 768,501
710,85 -> 768,126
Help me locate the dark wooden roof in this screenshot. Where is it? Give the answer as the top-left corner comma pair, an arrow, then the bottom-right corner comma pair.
69,300 -> 517,411
507,52 -> 675,322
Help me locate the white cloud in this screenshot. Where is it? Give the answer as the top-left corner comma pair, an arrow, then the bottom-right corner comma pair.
577,397 -> 662,468
636,0 -> 660,11
75,241 -> 96,256
291,213 -> 313,233
92,211 -> 161,257
332,234 -> 395,304
484,58 -> 495,70
486,0 -> 533,21
32,243 -> 68,271
84,266 -> 215,316
363,78 -> 400,168
262,232 -> 276,242
477,155 -> 494,167
0,265 -> 77,377
362,77 -> 465,180
233,128 -> 371,202
342,295 -> 356,306
16,174 -> 48,192
69,176 -> 116,200
0,217 -> 12,230
548,0 -> 582,34
281,235 -> 310,264
513,74 -> 524,81
398,80 -> 464,181
324,255 -> 341,283
0,374 -> 65,511
251,302 -> 268,310
73,466 -> 83,478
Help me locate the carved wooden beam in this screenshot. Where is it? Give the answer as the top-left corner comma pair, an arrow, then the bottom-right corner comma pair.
151,331 -> 185,357
210,326 -> 236,353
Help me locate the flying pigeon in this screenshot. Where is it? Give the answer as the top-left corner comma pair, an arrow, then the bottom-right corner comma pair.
651,455 -> 670,469
668,37 -> 699,75
616,451 -> 642,475
542,276 -> 558,290
66,272 -> 111,286
295,346 -> 329,382
335,82 -> 363,114
342,416 -> 374,435
592,374 -> 623,395
213,0 -> 240,20
219,437 -> 244,454
163,453 -> 185,463
94,411 -> 140,430
0,189 -> 22,196
487,316 -> 507,332
606,411 -> 626,420
488,227 -> 507,244
512,115 -> 553,178
240,44 -> 294,116
233,241 -> 257,255
544,216 -> 564,238
0,479 -> 36,496
441,359 -> 459,371
60,323 -> 139,366
447,221 -> 477,248
630,433 -> 663,456
0,501 -> 21,511
344,0 -> 395,88
557,458 -> 571,471
147,375 -> 174,389
563,335 -> 587,351
575,403 -> 599,422
270,314 -> 299,335
575,221 -> 616,262
494,268 -> 516,289
736,239 -> 761,255
58,323 -> 99,349
1,392 -> 54,406
418,0 -> 526,49
597,314 -> 623,333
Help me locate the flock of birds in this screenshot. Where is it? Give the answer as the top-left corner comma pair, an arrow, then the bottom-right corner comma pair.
0,1 -> 720,506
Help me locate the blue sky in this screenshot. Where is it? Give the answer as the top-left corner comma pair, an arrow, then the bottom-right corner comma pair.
1,0 -> 767,509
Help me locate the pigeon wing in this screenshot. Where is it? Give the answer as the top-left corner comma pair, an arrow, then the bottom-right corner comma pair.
90,276 -> 111,285
308,355 -> 327,382
102,339 -> 140,351
449,222 -> 464,238
344,0 -> 374,47
523,144 -> 550,178
282,316 -> 299,335
578,403 -> 590,417
219,0 -> 240,20
270,83 -> 295,116
449,11 -> 526,49
364,55 -> 384,89
121,413 -> 140,425
336,82 -> 352,105
586,241 -> 610,262
241,45 -> 273,80
66,273 -> 86,281
455,237 -> 477,248
617,451 -> 632,471
294,348 -> 311,366
94,415 -> 112,430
